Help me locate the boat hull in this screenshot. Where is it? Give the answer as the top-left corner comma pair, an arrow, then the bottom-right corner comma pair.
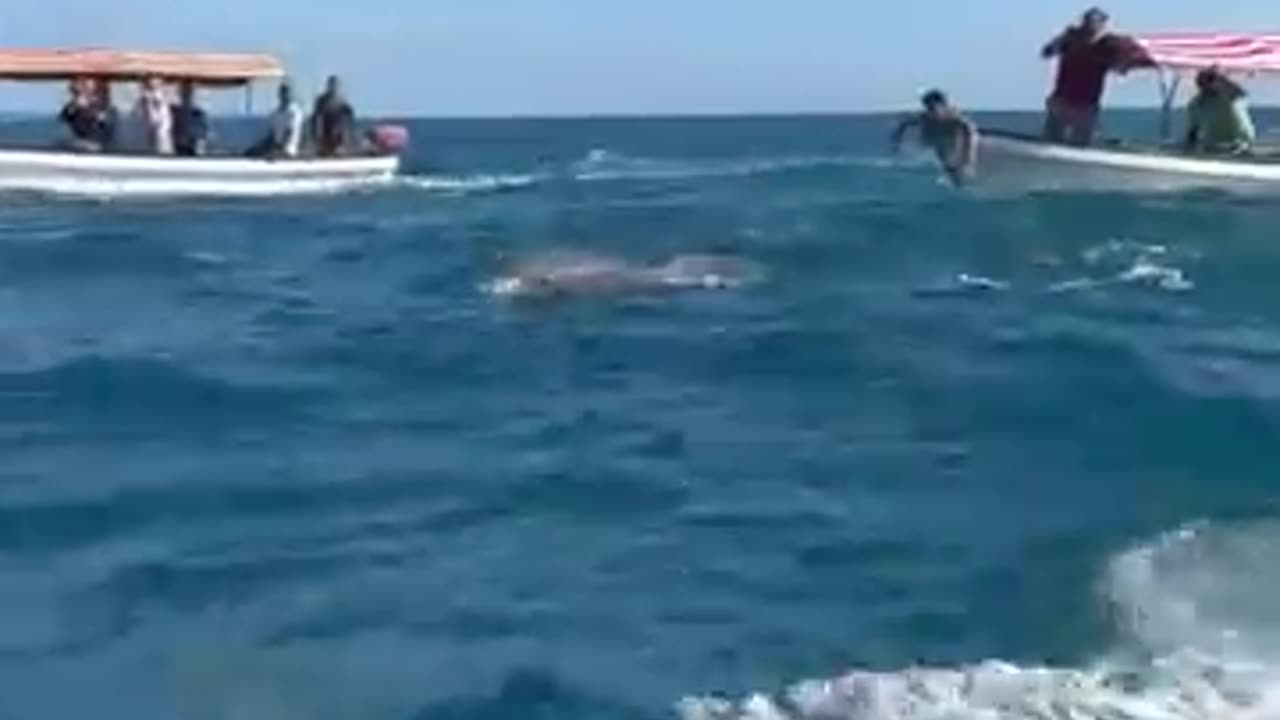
0,148 -> 400,197
979,130 -> 1280,191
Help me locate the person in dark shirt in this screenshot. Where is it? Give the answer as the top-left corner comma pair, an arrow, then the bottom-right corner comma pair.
170,81 -> 210,157
59,78 -> 101,151
92,81 -> 120,152
1041,8 -> 1142,146
310,75 -> 356,156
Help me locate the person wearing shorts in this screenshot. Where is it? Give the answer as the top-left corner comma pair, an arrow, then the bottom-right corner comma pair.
1041,8 -> 1129,146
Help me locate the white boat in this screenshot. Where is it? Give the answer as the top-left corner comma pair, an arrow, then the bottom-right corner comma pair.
979,32 -> 1280,191
0,48 -> 404,197
980,130 -> 1280,191
0,147 -> 399,196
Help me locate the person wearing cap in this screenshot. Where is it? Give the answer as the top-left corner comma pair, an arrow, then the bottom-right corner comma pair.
1041,8 -> 1136,146
891,89 -> 979,185
1184,67 -> 1256,155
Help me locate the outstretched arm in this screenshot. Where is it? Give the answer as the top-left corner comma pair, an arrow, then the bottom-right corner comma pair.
1042,30 -> 1068,59
891,116 -> 920,152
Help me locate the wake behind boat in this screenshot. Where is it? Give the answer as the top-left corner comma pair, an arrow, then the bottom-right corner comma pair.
0,49 -> 404,197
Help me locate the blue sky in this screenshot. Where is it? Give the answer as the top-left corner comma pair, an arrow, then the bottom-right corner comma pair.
2,0 -> 1279,116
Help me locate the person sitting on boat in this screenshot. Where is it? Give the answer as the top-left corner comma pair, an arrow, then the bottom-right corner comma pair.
246,80 -> 304,158
310,75 -> 356,156
1041,8 -> 1144,146
170,80 -> 210,157
1184,67 -> 1256,156
58,78 -> 102,152
891,90 -> 979,185
131,77 -> 174,155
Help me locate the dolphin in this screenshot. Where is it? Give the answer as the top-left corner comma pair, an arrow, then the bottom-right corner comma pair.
486,251 -> 765,300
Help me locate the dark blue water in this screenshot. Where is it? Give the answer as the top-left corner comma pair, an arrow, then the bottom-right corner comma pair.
2,114 -> 1279,720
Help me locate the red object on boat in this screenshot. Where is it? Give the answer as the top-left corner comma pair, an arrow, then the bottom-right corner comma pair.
367,124 -> 410,154
1132,33 -> 1280,73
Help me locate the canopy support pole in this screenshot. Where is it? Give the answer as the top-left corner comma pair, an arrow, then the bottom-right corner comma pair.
1158,71 -> 1181,144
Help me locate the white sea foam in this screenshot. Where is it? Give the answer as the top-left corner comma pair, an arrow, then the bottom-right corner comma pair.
913,274 -> 1011,299
570,149 -> 880,184
399,149 -> 881,194
1119,260 -> 1194,292
183,251 -> 232,267
1047,239 -> 1195,295
396,173 -> 541,194
679,521 -> 1280,720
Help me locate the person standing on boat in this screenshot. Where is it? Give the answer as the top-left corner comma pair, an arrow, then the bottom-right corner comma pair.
891,90 -> 979,185
1184,67 -> 1256,156
310,75 -> 356,156
1041,8 -> 1139,146
170,81 -> 210,157
132,77 -> 174,155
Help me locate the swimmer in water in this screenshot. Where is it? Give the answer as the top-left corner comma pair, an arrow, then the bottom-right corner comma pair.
891,89 -> 980,185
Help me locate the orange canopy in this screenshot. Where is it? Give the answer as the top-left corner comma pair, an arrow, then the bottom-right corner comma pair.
0,48 -> 284,85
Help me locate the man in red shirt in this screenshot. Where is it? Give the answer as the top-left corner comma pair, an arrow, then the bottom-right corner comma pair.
1041,8 -> 1132,146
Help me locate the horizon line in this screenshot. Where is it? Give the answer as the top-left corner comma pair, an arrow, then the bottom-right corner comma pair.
0,103 -> 1231,122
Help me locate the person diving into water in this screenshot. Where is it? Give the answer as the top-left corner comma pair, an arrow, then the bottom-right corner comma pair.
892,90 -> 979,185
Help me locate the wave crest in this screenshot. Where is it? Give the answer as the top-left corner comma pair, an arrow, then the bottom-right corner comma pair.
680,521 -> 1280,720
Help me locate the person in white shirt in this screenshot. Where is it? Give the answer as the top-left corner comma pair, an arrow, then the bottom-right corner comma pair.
248,81 -> 304,157
134,77 -> 174,155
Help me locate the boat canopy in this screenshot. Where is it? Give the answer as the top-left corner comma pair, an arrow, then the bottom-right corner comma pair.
0,49 -> 284,85
1132,33 -> 1280,74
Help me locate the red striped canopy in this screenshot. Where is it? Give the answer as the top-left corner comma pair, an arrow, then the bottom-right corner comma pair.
1133,33 -> 1280,73
0,48 -> 284,85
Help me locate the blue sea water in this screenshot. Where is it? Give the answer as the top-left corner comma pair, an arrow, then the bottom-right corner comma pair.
2,113 -> 1280,719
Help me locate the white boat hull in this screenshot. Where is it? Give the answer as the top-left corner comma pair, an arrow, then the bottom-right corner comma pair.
0,148 -> 400,197
979,131 -> 1280,191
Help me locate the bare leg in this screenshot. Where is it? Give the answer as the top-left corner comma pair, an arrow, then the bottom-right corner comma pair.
1044,115 -> 1067,143
1067,109 -> 1098,147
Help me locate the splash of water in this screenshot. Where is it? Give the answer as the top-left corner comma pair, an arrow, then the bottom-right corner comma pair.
679,521 -> 1280,720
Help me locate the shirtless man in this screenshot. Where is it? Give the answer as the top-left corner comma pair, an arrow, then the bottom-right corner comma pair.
892,89 -> 979,185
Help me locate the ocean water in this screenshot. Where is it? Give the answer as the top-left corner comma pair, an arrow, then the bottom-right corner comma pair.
1,114 -> 1280,720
